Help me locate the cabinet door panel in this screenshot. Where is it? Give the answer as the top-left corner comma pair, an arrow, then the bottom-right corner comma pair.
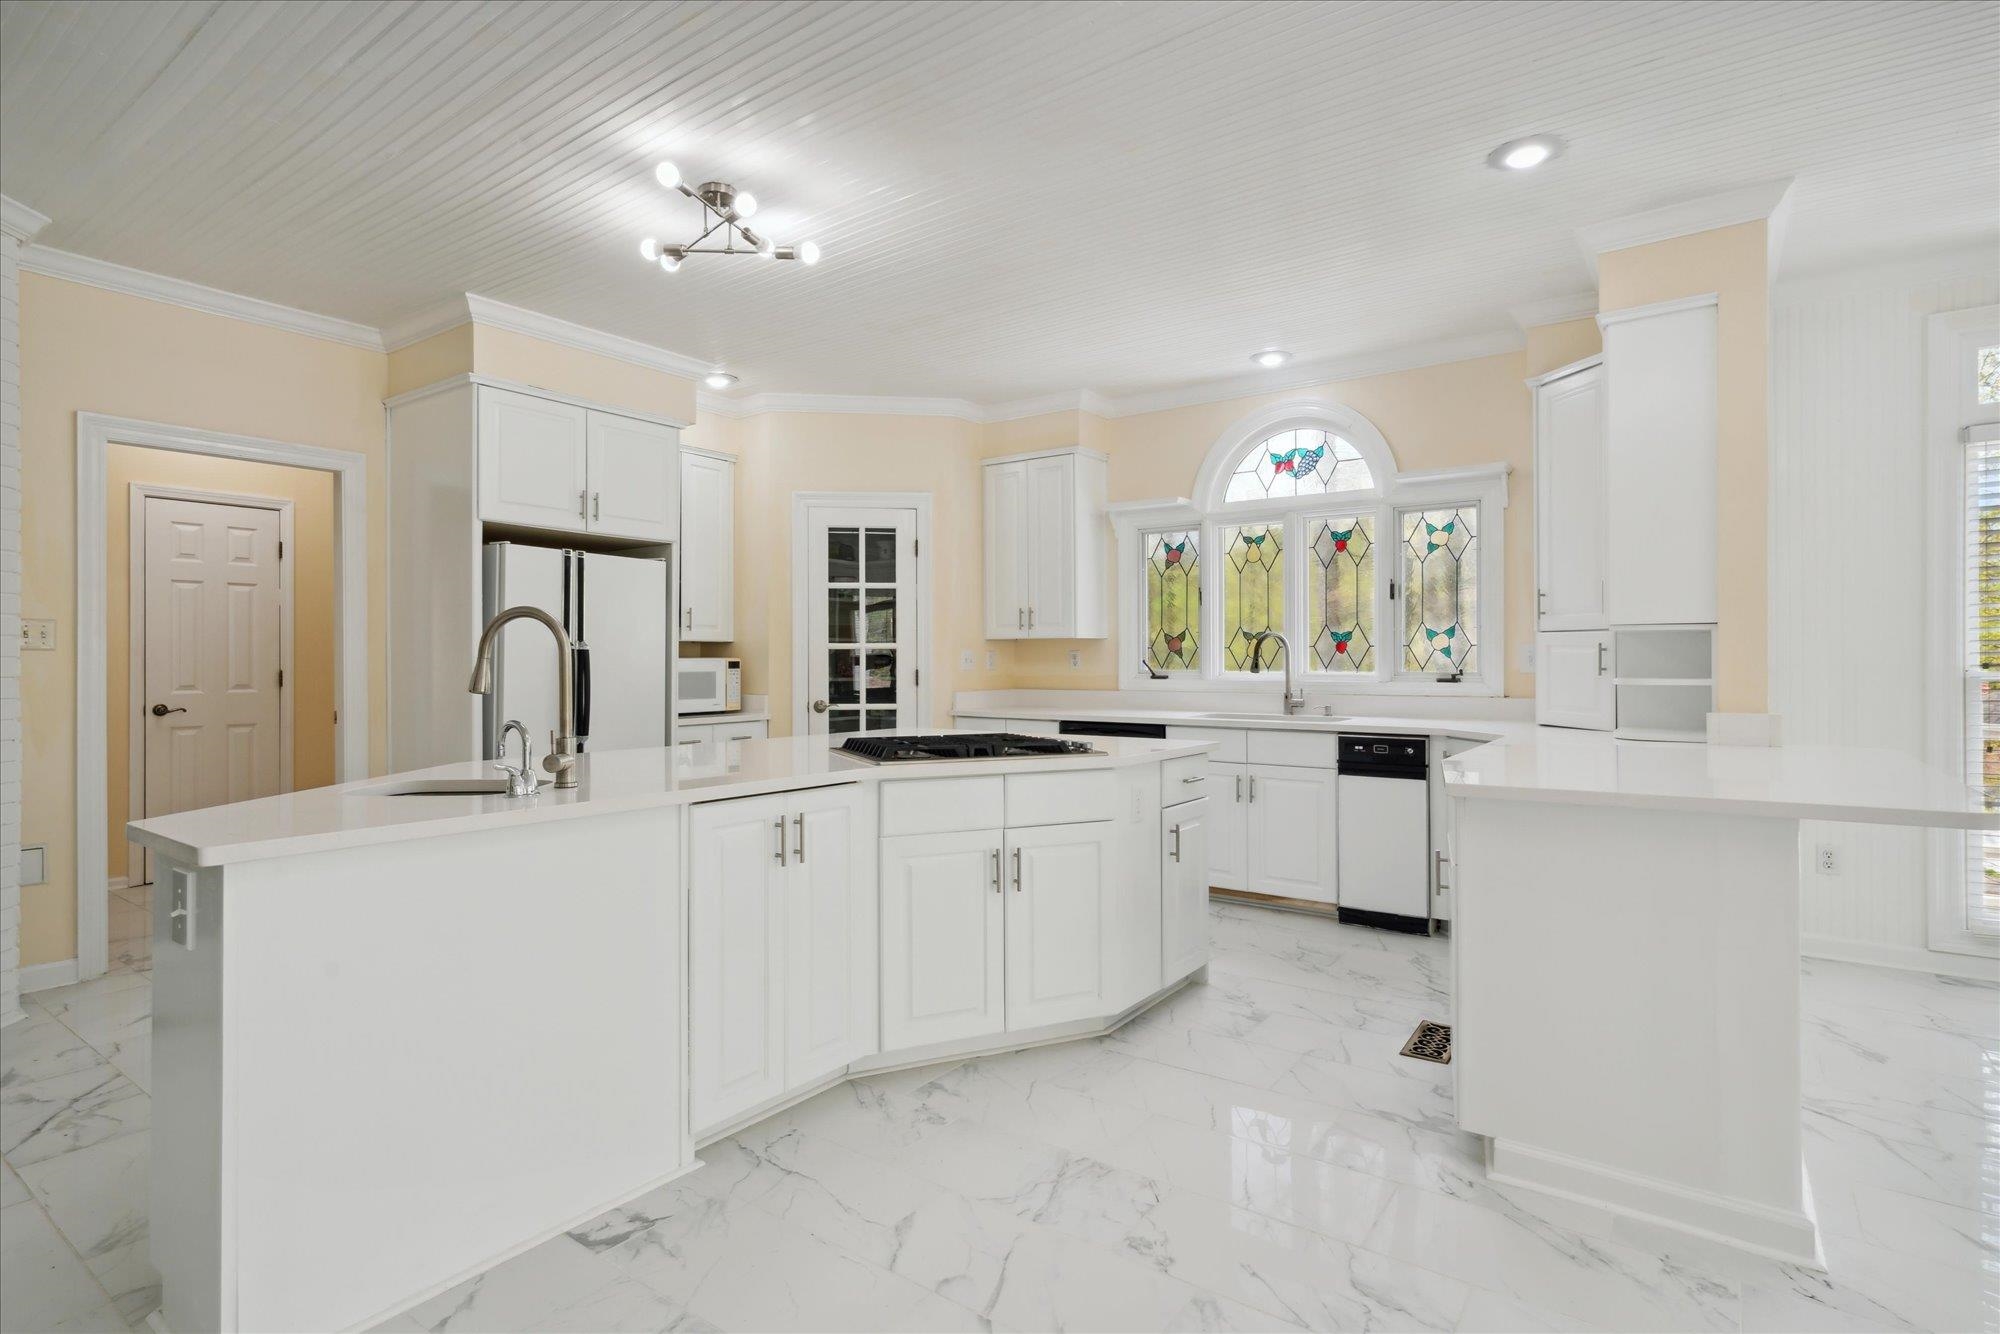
786,787 -> 875,1088
1535,365 -> 1607,630
1207,764 -> 1249,891
1005,823 -> 1111,1030
1023,454 -> 1075,636
1247,765 -> 1337,903
1535,631 -> 1616,731
1162,799 -> 1211,982
680,453 -> 734,642
478,388 -> 588,532
587,412 -> 677,542
984,462 -> 1027,639
689,795 -> 787,1132
880,830 -> 1006,1049
1604,303 -> 1718,625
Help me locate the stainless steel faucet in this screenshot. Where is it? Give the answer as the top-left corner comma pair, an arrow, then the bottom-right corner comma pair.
1247,629 -> 1307,715
468,607 -> 578,789
494,719 -> 539,797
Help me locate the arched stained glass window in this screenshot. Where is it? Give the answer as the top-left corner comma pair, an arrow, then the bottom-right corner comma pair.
1224,428 -> 1374,503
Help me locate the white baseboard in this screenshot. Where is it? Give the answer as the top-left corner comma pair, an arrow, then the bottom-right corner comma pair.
21,958 -> 80,993
1802,934 -> 2000,982
108,876 -> 130,893
1,1004 -> 28,1029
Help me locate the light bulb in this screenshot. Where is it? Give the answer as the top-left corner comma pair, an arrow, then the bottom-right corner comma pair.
796,240 -> 821,265
1252,350 -> 1291,368
1487,135 -> 1563,171
659,252 -> 681,274
654,160 -> 681,190
704,371 -> 738,390
639,236 -> 660,263
732,190 -> 758,219
757,234 -> 776,257
1502,142 -> 1551,170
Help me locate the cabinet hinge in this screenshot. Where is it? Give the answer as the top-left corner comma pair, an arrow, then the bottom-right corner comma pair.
1389,580 -> 1398,601
914,668 -> 921,685
913,538 -> 920,556
278,539 -> 284,558
277,668 -> 285,687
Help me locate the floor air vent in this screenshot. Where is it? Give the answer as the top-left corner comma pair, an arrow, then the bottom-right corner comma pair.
1400,1020 -> 1452,1064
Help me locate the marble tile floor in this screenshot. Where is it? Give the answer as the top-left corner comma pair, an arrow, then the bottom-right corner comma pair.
2,900 -> 1995,1332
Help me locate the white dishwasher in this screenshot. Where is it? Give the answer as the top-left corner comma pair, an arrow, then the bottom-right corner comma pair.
1335,734 -> 1432,933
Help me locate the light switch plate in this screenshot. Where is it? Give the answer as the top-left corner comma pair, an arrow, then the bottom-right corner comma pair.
20,845 -> 44,885
959,650 -> 975,670
21,619 -> 55,651
985,650 -> 997,670
1515,640 -> 1535,674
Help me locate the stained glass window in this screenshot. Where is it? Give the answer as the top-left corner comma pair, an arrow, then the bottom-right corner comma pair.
1225,429 -> 1374,503
1219,523 -> 1284,670
1143,529 -> 1200,672
1401,507 -> 1478,674
1980,346 -> 2000,405
1307,515 -> 1374,671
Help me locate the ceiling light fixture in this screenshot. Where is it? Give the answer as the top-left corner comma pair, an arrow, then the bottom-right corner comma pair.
704,371 -> 738,390
639,161 -> 821,270
1253,350 -> 1292,368
1487,135 -> 1563,171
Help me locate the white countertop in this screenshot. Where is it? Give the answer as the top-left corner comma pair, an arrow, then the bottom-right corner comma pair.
127,733 -> 1213,868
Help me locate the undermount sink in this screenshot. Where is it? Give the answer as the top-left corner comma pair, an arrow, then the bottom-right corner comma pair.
358,777 -> 515,797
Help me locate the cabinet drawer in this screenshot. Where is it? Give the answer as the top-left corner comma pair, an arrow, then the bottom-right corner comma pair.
1248,729 -> 1340,769
1162,753 -> 1209,806
1167,725 -> 1245,764
880,776 -> 1005,836
1005,769 -> 1117,826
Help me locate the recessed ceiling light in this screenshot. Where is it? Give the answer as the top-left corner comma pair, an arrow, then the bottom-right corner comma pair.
1488,135 -> 1563,171
704,371 -> 738,390
1253,350 -> 1292,369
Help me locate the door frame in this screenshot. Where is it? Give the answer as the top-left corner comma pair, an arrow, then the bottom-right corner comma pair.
76,413 -> 368,981
126,484 -> 297,885
789,491 -> 933,734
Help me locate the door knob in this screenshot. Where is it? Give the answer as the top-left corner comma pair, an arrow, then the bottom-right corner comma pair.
151,704 -> 187,717
812,699 -> 830,714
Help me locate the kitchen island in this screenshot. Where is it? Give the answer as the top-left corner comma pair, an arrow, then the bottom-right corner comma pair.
127,734 -> 1213,1334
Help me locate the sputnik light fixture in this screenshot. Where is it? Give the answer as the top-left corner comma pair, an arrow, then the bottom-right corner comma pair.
638,161 -> 823,272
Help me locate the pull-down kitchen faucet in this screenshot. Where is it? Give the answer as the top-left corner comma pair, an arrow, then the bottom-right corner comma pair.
1247,629 -> 1307,716
468,606 -> 578,789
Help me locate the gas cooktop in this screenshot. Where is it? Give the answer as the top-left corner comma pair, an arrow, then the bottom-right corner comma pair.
838,733 -> 1099,763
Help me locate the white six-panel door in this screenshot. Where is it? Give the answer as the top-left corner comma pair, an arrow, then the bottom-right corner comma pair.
1004,822 -> 1112,1029
784,786 -> 874,1089
1247,764 -> 1338,902
478,387 -> 589,531
879,829 -> 1007,1049
585,412 -> 677,542
689,794 -> 787,1131
1162,798 -> 1211,981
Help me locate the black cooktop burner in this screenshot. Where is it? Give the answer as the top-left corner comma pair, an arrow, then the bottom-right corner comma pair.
839,733 -> 1098,762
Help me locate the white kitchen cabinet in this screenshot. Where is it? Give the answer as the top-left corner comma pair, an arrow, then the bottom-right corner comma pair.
680,449 -> 735,642
1535,630 -> 1616,731
879,829 -> 1007,1049
1533,359 -> 1607,631
1004,822 -> 1114,1029
478,387 -> 590,532
1602,296 -> 1718,627
587,412 -> 678,542
1207,762 -> 1250,890
690,783 -> 875,1133
675,716 -> 769,766
1246,764 -> 1338,903
982,448 -> 1108,639
1161,797 -> 1210,982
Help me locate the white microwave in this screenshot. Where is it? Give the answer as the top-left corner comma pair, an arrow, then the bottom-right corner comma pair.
678,657 -> 741,714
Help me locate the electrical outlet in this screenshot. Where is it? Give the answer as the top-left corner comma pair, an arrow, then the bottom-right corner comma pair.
1068,650 -> 1081,669
21,618 -> 55,651
959,650 -> 974,670
1816,845 -> 1838,875
985,650 -> 997,670
1516,640 -> 1536,674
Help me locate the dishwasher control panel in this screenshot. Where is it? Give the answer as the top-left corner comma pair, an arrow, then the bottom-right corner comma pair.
1337,734 -> 1427,776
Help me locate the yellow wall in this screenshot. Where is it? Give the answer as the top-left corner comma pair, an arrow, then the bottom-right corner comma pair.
385,324 -> 474,397
1524,317 -> 1602,379
20,273 -> 390,967
104,447 -> 338,880
1597,221 -> 1769,713
473,326 -> 697,424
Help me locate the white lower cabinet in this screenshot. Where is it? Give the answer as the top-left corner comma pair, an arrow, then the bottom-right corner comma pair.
1162,797 -> 1210,981
689,783 -> 873,1134
879,829 -> 1007,1049
1536,630 -> 1616,730
1004,822 -> 1114,1030
1246,764 -> 1339,903
1207,763 -> 1250,890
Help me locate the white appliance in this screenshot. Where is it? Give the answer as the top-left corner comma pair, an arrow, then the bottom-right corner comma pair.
1335,733 -> 1432,932
678,657 -> 741,715
482,543 -> 672,756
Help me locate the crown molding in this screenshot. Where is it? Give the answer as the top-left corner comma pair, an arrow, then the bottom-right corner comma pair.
1575,178 -> 1795,280
0,195 -> 50,242
460,294 -> 713,380
1773,239 -> 2000,305
699,390 -> 987,421
18,245 -> 384,350
1508,291 -> 1599,330
380,295 -> 474,351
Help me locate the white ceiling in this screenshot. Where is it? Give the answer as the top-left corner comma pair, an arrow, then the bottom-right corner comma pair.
3,0 -> 1994,403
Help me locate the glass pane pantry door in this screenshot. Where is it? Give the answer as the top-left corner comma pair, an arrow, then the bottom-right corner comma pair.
806,507 -> 919,735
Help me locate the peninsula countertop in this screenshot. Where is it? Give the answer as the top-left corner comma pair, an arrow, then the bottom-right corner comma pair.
127,733 -> 1214,868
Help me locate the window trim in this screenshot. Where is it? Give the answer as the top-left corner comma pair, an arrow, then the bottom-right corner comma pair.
1115,398 -> 1508,696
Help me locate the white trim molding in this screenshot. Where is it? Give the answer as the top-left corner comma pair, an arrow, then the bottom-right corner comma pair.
75,414 -> 369,982
20,245 -> 383,349
1509,292 -> 1599,331
0,195 -> 50,242
1576,178 -> 1795,279
22,958 -> 81,995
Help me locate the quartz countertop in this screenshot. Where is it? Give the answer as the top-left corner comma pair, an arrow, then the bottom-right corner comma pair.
126,733 -> 1213,868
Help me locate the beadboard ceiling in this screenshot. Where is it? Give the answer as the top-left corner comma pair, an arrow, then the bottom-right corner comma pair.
2,0 -> 1994,402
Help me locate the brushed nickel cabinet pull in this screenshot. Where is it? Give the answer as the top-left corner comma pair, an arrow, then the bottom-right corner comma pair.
793,813 -> 805,863
1012,847 -> 1022,892
773,816 -> 787,866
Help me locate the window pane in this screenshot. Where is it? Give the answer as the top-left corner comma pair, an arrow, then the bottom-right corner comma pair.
1143,529 -> 1200,672
1979,346 -> 1999,405
828,649 -> 858,704
865,589 -> 897,642
828,708 -> 861,734
864,528 -> 897,581
864,707 -> 899,731
827,588 -> 858,643
1307,515 -> 1375,671
1401,507 -> 1478,674
1225,429 -> 1374,503
865,650 -> 897,702
1219,523 -> 1285,670
827,528 -> 859,582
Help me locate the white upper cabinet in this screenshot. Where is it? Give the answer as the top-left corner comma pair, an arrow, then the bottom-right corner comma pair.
679,449 -> 735,642
586,412 -> 678,541
982,448 -> 1108,639
476,385 -> 680,540
1533,360 -> 1607,631
1601,297 -> 1718,627
478,387 -> 590,531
